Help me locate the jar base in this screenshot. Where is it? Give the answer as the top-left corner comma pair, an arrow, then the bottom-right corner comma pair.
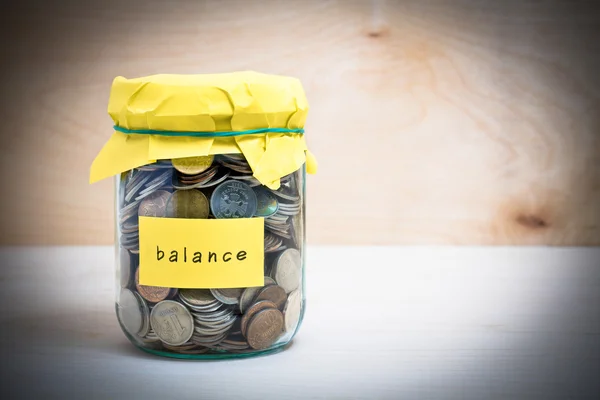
136,341 -> 292,360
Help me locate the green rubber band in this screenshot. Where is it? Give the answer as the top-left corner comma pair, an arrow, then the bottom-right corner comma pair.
113,125 -> 304,137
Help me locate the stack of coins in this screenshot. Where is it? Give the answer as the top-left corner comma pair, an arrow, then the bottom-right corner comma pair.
116,154 -> 304,354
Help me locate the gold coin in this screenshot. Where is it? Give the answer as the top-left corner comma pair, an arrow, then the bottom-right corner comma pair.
172,156 -> 214,175
165,190 -> 209,219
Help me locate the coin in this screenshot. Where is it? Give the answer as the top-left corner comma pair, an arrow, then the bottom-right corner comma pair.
253,186 -> 279,217
121,219 -> 139,234
210,180 -> 257,218
136,171 -> 172,201
241,300 -> 278,337
283,289 -> 301,334
291,212 -> 303,248
126,174 -> 152,203
185,300 -> 224,314
138,190 -> 171,217
167,288 -> 179,300
246,308 -> 284,350
133,291 -> 150,337
172,155 -> 214,175
254,285 -> 287,310
119,247 -> 131,288
165,189 -> 209,218
178,289 -> 216,307
135,268 -> 171,303
116,153 -> 306,356
117,288 -> 143,337
194,319 -> 235,335
192,307 -> 233,321
264,276 -> 277,286
270,186 -> 299,202
272,249 -> 301,293
150,300 -> 195,346
210,288 -> 243,305
191,332 -> 228,347
163,343 -> 200,352
239,286 -> 261,314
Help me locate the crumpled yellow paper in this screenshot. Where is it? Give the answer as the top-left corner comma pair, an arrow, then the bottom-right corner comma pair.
90,72 -> 316,189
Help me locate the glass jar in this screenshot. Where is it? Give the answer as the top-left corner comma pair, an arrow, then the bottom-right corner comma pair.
91,72 -> 316,359
115,157 -> 306,358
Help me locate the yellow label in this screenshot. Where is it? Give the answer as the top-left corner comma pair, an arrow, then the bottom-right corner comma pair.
138,216 -> 264,288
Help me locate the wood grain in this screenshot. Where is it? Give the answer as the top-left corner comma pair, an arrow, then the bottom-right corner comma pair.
1,0 -> 599,245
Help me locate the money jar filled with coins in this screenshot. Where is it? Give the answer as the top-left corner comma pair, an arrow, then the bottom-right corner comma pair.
90,72 -> 317,358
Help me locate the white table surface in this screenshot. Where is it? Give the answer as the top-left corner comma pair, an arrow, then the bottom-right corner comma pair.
1,246 -> 599,399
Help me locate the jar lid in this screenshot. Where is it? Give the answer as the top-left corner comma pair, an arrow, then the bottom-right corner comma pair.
108,71 -> 308,133
91,72 -> 316,189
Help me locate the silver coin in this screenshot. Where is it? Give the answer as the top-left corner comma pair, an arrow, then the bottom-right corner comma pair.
194,322 -> 235,336
265,223 -> 289,234
119,248 -> 131,288
150,300 -> 194,346
192,308 -> 234,322
145,169 -> 172,188
117,289 -> 143,337
217,342 -> 250,351
177,347 -> 211,355
272,249 -> 301,293
119,201 -> 141,224
264,276 -> 277,286
125,174 -> 152,203
267,214 -> 288,223
277,209 -> 300,217
291,212 -> 303,248
121,219 -> 139,234
239,287 -> 261,314
191,331 -> 228,344
196,315 -> 236,330
267,229 -> 292,240
194,316 -> 234,327
120,232 -> 139,244
265,217 -> 288,225
277,201 -> 300,209
144,328 -> 160,340
210,288 -> 243,305
136,171 -> 172,201
185,301 -> 225,313
125,170 -> 146,191
210,180 -> 257,218
265,223 -> 288,233
283,289 -> 301,334
270,187 -> 299,202
133,291 -> 150,337
178,289 -> 216,307
162,343 -> 199,352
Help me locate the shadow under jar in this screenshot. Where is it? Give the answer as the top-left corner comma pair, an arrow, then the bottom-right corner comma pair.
116,155 -> 306,359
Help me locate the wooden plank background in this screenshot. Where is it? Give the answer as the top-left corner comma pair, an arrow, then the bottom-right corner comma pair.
1,0 -> 599,245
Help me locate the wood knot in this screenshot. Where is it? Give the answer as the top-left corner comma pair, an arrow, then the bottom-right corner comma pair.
365,27 -> 389,39
515,214 -> 549,229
